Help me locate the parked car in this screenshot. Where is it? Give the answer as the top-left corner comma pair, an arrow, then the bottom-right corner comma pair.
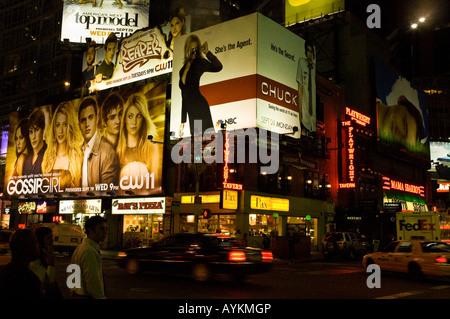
322,231 -> 371,259
362,240 -> 450,280
117,233 -> 273,281
33,223 -> 84,255
0,230 -> 13,255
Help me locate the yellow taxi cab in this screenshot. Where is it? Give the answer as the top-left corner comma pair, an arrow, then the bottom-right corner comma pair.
362,240 -> 450,280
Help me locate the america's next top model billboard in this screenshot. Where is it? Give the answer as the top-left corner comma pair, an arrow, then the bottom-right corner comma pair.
61,0 -> 150,44
4,82 -> 166,199
170,13 -> 311,139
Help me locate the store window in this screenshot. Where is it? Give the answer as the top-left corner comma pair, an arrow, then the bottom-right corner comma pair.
123,214 -> 163,248
287,216 -> 318,247
249,214 -> 278,235
180,214 -> 236,235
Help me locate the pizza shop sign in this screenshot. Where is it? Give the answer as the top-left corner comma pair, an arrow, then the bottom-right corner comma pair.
112,197 -> 166,214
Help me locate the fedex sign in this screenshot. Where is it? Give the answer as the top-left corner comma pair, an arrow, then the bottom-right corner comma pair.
399,219 -> 436,232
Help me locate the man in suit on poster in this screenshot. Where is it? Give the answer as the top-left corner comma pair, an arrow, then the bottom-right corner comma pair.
78,97 -> 120,191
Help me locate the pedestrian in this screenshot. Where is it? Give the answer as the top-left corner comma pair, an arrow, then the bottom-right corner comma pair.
241,232 -> 248,247
29,226 -> 62,299
70,216 -> 108,299
0,229 -> 42,298
262,234 -> 271,250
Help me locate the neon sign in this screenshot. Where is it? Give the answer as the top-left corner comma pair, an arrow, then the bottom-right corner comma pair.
339,108 -> 371,190
437,183 -> 450,193
345,107 -> 370,126
222,131 -> 243,191
382,176 -> 425,197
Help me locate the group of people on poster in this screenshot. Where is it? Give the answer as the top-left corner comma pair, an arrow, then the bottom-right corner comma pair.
8,87 -> 161,196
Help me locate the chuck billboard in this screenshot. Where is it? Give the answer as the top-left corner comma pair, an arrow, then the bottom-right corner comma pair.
170,13 -> 309,139
4,82 -> 166,199
61,0 -> 150,44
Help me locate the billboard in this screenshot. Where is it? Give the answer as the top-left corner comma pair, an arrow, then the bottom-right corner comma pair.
430,141 -> 450,180
285,0 -> 345,26
84,28 -> 172,93
83,9 -> 190,93
170,13 -> 307,139
375,59 -> 429,159
61,0 -> 150,44
4,82 -> 166,199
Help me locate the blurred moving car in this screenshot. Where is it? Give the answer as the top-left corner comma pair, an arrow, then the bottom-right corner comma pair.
33,223 -> 84,255
362,240 -> 450,280
0,230 -> 13,255
117,233 -> 273,281
322,231 -> 371,259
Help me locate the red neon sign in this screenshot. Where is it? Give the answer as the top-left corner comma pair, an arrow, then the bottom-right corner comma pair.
382,176 -> 425,197
345,107 -> 371,126
222,131 -> 243,190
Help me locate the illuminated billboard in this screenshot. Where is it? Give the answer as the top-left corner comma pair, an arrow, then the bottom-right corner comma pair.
4,82 -> 166,199
83,9 -> 190,93
375,59 -> 429,159
285,0 -> 345,26
430,141 -> 450,180
84,28 -> 172,93
170,13 -> 308,139
61,0 -> 149,44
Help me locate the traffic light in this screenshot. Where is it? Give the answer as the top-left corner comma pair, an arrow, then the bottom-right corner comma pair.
202,209 -> 211,219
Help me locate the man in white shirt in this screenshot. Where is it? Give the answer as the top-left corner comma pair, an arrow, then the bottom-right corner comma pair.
296,40 -> 316,134
70,216 -> 108,299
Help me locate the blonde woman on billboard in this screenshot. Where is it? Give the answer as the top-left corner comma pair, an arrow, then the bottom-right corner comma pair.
116,93 -> 160,194
10,118 -> 32,179
42,102 -> 84,190
178,34 -> 223,137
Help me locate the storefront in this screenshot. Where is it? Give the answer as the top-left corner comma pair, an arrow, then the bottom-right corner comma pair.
15,200 -> 58,228
111,197 -> 172,248
173,190 -> 327,251
244,192 -> 326,250
174,192 -> 237,235
59,199 -> 103,227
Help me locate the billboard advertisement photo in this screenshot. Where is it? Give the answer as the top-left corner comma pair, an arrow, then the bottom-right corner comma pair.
83,8 -> 189,93
375,59 -> 430,159
170,13 -> 307,139
61,0 -> 150,44
84,28 -> 173,93
4,82 -> 166,199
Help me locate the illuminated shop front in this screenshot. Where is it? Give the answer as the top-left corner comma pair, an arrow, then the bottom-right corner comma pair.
246,193 -> 324,250
111,197 -> 172,248
59,199 -> 103,228
16,200 -> 58,228
175,192 -> 238,236
173,191 -> 326,251
382,176 -> 427,212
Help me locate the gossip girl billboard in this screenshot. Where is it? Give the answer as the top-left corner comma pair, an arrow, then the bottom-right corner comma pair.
170,13 -> 308,139
61,0 -> 150,44
4,82 -> 166,199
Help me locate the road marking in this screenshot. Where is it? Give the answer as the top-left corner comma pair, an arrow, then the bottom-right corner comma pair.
430,285 -> 450,290
375,290 -> 426,299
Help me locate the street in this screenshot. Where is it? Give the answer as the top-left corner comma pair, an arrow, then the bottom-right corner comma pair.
53,254 -> 450,300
